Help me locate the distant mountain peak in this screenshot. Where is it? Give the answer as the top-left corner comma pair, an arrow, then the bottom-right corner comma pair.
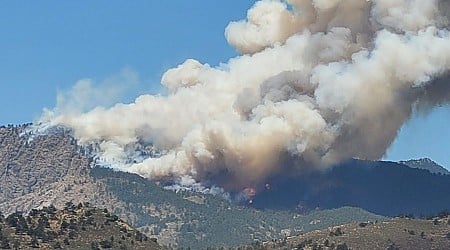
400,158 -> 450,175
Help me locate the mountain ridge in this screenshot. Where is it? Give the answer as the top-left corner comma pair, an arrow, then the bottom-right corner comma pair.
249,159 -> 450,216
400,158 -> 450,175
0,124 -> 387,248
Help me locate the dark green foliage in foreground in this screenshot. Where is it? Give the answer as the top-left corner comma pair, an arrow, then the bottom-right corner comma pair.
0,203 -> 160,249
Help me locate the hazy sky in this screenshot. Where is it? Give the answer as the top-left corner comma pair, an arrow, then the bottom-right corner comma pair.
0,1 -> 448,169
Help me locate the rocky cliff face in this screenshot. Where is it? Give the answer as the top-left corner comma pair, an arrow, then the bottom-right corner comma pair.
0,125 -> 85,200
0,125 -> 120,218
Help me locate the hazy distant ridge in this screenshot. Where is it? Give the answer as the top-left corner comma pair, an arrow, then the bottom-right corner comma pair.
400,158 -> 450,175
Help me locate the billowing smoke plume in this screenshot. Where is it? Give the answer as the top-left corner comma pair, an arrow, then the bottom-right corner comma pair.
40,0 -> 450,190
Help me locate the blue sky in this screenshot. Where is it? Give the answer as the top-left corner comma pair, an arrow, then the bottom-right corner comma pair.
0,1 -> 448,169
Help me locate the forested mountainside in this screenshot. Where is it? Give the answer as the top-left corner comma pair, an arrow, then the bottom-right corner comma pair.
0,125 -> 385,248
249,159 -> 450,217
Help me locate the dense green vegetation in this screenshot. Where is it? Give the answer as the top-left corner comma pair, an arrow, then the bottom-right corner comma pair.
91,167 -> 385,248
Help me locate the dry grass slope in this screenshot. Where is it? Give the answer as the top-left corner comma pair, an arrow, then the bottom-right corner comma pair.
260,215 -> 450,250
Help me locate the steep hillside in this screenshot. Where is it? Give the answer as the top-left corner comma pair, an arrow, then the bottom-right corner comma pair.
400,158 -> 450,175
0,124 -> 118,214
260,214 -> 450,250
0,203 -> 161,249
0,125 -> 386,248
250,159 -> 450,216
91,167 -> 385,248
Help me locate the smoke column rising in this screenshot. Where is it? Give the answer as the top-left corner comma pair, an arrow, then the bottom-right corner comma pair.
40,0 -> 450,190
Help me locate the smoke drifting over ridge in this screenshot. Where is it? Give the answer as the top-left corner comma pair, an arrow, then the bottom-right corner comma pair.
40,0 -> 450,190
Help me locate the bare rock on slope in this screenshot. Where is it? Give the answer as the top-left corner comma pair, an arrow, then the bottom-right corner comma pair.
0,125 -> 122,216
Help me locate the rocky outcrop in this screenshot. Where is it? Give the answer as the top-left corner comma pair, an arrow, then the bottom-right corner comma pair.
0,125 -> 118,215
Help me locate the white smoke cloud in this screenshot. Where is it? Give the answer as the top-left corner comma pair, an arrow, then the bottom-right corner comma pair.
225,0 -> 304,54
49,67 -> 140,116
40,0 -> 450,190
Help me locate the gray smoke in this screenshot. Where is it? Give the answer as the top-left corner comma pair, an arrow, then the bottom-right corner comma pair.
39,0 -> 450,190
